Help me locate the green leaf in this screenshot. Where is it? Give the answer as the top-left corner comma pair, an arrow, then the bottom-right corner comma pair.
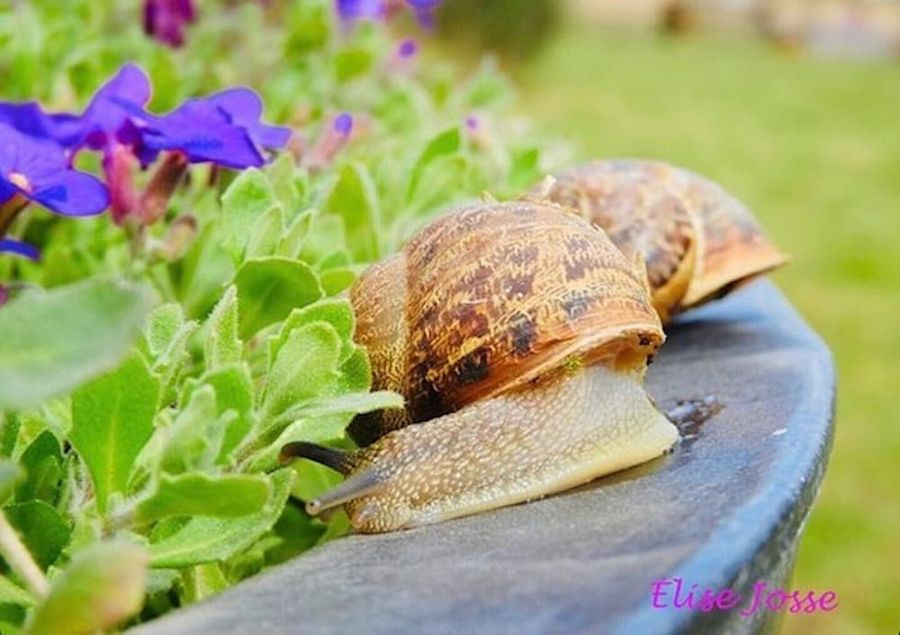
334,47 -> 374,81
275,208 -> 317,259
407,153 -> 471,215
508,146 -> 541,189
25,542 -> 147,635
260,323 -> 342,423
0,575 -> 34,607
204,286 -> 242,370
269,298 -> 356,365
149,470 -> 294,569
158,386 -> 229,475
266,153 -> 302,213
14,431 -> 61,504
3,501 -> 71,570
234,257 -> 323,339
70,354 -> 159,514
184,364 -> 256,463
320,267 -> 358,296
144,304 -> 186,359
0,279 -> 152,411
143,304 -> 198,403
323,163 -> 381,261
406,127 -> 462,201
0,461 -> 19,504
298,214 -> 345,265
133,473 -> 272,524
221,168 -> 277,261
179,562 -> 228,604
245,205 -> 285,259
274,391 -> 403,429
338,346 -> 373,393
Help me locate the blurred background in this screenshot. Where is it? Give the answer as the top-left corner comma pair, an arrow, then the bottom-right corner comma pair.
436,1 -> 899,633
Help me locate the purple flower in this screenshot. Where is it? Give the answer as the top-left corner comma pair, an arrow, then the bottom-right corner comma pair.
138,89 -> 291,168
336,0 -> 385,24
333,112 -> 354,136
0,123 -> 109,217
75,65 -> 288,169
405,0 -> 441,28
143,0 -> 197,48
0,102 -> 84,150
76,64 -> 153,159
0,238 -> 39,261
336,0 -> 441,28
397,38 -> 418,59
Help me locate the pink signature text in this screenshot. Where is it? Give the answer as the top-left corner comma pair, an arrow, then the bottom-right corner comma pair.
650,578 -> 838,619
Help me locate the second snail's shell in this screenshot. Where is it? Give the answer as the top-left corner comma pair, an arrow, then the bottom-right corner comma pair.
542,159 -> 787,321
349,199 -> 663,444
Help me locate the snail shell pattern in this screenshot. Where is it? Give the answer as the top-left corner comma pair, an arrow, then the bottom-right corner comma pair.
541,159 -> 787,322
283,199 -> 679,532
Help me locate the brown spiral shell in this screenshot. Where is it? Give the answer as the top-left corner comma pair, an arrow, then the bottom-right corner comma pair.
348,199 -> 663,445
540,159 -> 787,320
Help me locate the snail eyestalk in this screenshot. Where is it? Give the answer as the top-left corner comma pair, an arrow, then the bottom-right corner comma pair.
279,442 -> 356,475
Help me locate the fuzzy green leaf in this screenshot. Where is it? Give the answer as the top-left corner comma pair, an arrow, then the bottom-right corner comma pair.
148,470 -> 294,569
266,153 -> 302,213
269,298 -> 356,364
323,163 -> 381,261
245,205 -> 285,259
406,127 -> 462,201
14,431 -> 61,504
3,501 -> 71,570
221,168 -> 278,261
204,286 -> 243,370
158,386 -> 229,475
234,257 -> 323,339
70,354 -> 159,514
25,542 -> 147,635
0,279 -> 152,411
0,460 -> 19,504
0,575 -> 34,607
275,208 -> 317,259
133,473 -> 272,524
260,322 -> 342,423
183,364 -> 256,463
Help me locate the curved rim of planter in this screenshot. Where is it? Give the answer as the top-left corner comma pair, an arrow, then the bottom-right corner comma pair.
617,284 -> 836,633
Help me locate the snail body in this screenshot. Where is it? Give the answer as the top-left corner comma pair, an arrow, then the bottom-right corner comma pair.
283,200 -> 679,533
541,159 -> 787,322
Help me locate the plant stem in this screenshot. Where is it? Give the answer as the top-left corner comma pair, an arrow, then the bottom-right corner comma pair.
0,195 -> 29,240
0,510 -> 49,599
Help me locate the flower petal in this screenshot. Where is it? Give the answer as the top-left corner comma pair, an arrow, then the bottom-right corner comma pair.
30,170 -> 110,217
0,238 -> 40,261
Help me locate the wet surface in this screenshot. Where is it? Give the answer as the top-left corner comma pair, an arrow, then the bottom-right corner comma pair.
136,280 -> 835,635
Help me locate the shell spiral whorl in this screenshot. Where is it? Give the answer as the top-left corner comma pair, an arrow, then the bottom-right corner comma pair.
349,199 -> 663,445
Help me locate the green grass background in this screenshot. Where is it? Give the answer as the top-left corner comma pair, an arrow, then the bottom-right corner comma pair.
515,27 -> 899,634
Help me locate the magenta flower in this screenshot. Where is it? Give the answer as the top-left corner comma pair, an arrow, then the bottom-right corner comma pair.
0,123 -> 109,217
0,239 -> 39,261
143,0 -> 197,48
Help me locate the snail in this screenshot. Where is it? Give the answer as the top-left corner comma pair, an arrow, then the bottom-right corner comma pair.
537,159 -> 787,322
281,199 -> 681,533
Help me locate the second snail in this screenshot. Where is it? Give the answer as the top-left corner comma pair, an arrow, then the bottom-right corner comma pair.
281,159 -> 787,533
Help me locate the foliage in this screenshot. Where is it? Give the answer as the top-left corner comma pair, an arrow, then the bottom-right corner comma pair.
0,0 -> 553,630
